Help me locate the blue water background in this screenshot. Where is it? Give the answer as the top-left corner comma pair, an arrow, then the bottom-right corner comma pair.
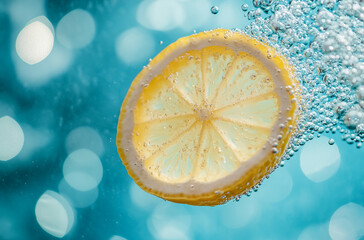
0,0 -> 363,239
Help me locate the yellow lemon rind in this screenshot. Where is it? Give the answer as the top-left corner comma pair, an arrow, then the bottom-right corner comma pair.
116,29 -> 300,206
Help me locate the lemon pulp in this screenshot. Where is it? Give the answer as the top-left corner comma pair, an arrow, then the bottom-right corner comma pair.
117,29 -> 299,206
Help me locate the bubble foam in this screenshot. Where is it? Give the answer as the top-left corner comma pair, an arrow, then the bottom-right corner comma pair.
242,0 -> 364,155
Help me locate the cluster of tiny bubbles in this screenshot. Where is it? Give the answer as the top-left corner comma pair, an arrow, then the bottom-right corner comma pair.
240,0 -> 364,156
210,6 -> 219,15
207,0 -> 364,201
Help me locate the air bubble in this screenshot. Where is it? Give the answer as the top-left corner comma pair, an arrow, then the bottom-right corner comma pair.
253,0 -> 261,8
210,6 -> 219,15
241,4 -> 249,12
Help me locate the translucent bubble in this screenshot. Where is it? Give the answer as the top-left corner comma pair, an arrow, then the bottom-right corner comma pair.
322,0 -> 337,9
56,9 -> 96,49
356,124 -> 364,135
65,126 -> 104,156
35,190 -> 74,238
63,149 -> 103,191
300,136 -> 340,182
15,17 -> 54,65
241,4 -> 249,11
261,0 -> 275,8
211,6 -> 219,14
316,9 -> 334,28
329,202 -> 364,240
115,27 -> 155,65
328,138 -> 335,145
269,7 -> 296,32
253,0 -> 261,8
344,110 -> 364,128
0,116 -> 24,161
58,178 -> 99,208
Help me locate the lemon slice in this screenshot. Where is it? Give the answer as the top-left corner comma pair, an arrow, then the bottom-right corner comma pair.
116,29 -> 300,206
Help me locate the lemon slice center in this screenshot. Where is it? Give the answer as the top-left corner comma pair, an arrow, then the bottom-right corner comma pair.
195,107 -> 212,121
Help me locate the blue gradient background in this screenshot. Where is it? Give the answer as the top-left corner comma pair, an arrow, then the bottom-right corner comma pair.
0,0 -> 363,239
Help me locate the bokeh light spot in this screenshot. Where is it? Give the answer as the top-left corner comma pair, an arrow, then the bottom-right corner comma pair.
65,126 -> 104,156
35,190 -> 74,238
329,202 -> 364,240
115,27 -> 155,65
300,136 -> 341,182
63,149 -> 103,191
220,198 -> 260,229
56,9 -> 96,49
130,182 -> 161,210
16,17 -> 54,65
137,0 -> 185,31
14,41 -> 73,87
180,0 -> 211,31
298,223 -> 331,240
110,236 -> 128,240
148,204 -> 191,240
17,124 -> 53,161
215,1 -> 247,29
256,167 -> 293,202
0,116 -> 24,161
58,178 -> 99,208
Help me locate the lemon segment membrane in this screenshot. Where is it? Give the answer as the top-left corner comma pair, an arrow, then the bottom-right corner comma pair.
116,29 -> 299,206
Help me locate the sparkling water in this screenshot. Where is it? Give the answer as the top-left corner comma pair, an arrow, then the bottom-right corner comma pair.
243,0 -> 364,150
1,0 -> 364,239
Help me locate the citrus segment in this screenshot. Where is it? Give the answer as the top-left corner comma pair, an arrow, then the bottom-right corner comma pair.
201,46 -> 236,104
211,119 -> 271,161
193,122 -> 241,182
144,121 -> 201,183
116,29 -> 300,206
163,49 -> 203,105
133,115 -> 197,161
213,92 -> 279,128
134,75 -> 195,123
213,53 -> 275,110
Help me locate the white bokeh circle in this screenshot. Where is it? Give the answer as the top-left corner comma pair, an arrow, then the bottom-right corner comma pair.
300,136 -> 341,182
0,116 -> 24,161
115,27 -> 155,65
16,18 -> 54,65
